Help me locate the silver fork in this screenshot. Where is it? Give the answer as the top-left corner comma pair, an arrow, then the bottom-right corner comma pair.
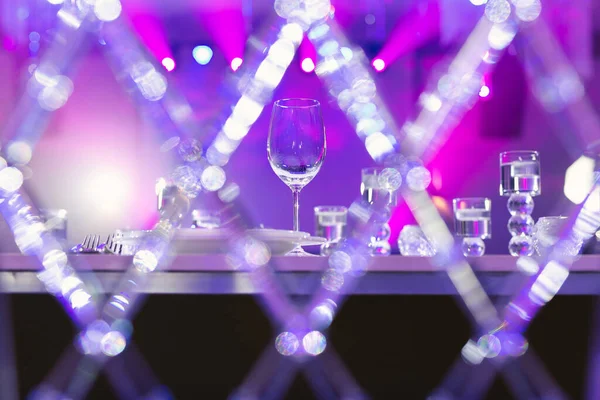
70,234 -> 102,253
104,234 -> 123,255
83,234 -> 101,253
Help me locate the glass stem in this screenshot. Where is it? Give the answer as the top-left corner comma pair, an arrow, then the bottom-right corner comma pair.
293,189 -> 300,232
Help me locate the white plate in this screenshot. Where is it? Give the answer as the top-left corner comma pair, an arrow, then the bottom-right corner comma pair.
246,229 -> 310,241
174,229 -> 325,255
113,228 -> 326,255
174,229 -> 232,254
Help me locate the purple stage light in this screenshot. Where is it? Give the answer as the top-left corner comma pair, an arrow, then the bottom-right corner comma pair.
479,84 -> 490,98
230,57 -> 243,71
128,13 -> 175,72
301,58 -> 315,73
161,57 -> 175,72
372,58 -> 385,72
192,45 -> 213,65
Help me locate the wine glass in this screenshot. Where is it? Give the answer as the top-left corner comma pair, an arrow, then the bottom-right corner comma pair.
268,98 -> 326,255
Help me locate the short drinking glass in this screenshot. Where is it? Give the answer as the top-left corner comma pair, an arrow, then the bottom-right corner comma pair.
453,197 -> 492,257
314,206 -> 347,256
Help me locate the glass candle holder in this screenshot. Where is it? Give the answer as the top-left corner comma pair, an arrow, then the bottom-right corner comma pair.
500,151 -> 541,256
314,206 -> 347,256
453,198 -> 491,257
360,167 -> 398,256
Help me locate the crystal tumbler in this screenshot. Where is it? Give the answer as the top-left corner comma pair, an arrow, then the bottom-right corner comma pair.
314,206 -> 347,256
500,151 -> 540,256
453,198 -> 491,257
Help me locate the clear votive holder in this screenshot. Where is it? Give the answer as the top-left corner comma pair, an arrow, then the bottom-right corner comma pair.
398,225 -> 436,256
500,151 -> 541,256
453,198 -> 492,257
314,206 -> 347,256
361,167 -> 398,256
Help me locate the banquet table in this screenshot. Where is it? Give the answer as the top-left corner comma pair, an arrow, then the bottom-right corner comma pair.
1,254 -> 600,295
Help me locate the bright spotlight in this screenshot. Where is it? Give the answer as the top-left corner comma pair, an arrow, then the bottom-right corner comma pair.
301,58 -> 315,73
231,57 -> 243,71
479,85 -> 490,98
161,57 -> 175,72
372,58 -> 385,72
193,45 -> 213,65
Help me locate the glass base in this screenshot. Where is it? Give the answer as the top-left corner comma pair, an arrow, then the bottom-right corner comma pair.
286,245 -> 319,256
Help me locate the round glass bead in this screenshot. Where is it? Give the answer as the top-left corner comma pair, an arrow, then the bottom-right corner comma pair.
485,0 -> 511,24
177,138 -> 203,162
377,168 -> 402,191
509,234 -> 534,256
462,237 -> 485,257
501,333 -> 529,357
171,165 -> 201,198
507,214 -> 534,236
275,332 -> 299,356
477,334 -> 501,358
406,166 -> 432,191
507,193 -> 534,216
302,331 -> 327,356
321,268 -> 344,292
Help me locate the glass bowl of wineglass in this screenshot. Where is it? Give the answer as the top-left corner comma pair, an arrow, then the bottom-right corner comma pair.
268,98 -> 326,255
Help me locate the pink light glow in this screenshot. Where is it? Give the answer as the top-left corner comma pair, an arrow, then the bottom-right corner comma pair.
128,13 -> 175,66
199,8 -> 246,68
2,36 -> 17,51
299,36 -> 317,73
231,57 -> 243,71
301,58 -> 315,73
161,57 -> 175,71
372,58 -> 386,72
374,1 -> 440,70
